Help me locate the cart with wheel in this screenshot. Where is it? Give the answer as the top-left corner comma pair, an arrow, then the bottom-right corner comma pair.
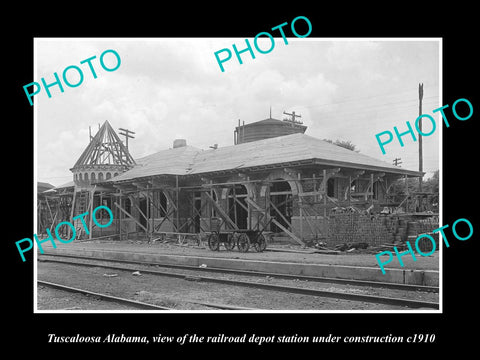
207,216 -> 272,252
207,230 -> 236,251
235,229 -> 268,253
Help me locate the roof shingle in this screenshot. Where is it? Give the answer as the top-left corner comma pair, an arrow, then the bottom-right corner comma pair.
110,133 -> 422,182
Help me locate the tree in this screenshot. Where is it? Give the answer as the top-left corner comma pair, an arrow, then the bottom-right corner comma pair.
422,170 -> 439,194
389,170 -> 439,212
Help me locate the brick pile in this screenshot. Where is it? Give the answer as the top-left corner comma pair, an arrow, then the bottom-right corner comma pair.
406,218 -> 440,253
326,213 -> 395,247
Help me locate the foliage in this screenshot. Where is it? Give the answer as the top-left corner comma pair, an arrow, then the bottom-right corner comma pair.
389,170 -> 439,211
323,139 -> 360,152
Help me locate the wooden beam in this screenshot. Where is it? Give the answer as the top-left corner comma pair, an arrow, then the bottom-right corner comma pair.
300,206 -> 321,235
245,197 -> 265,212
68,190 -> 77,239
233,196 -> 249,212
204,192 -> 238,230
127,194 -> 149,233
175,176 -> 180,231
268,199 -> 290,227
298,191 -> 325,197
88,186 -> 96,239
298,172 -> 303,240
271,218 -> 305,246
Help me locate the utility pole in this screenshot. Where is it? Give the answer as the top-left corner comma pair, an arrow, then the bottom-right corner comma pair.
118,128 -> 135,150
283,110 -> 303,124
418,83 -> 424,191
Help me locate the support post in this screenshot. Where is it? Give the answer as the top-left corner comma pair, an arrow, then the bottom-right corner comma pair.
370,173 -> 374,206
404,175 -> 409,212
68,189 -> 77,239
88,187 -> 96,239
298,173 -> 303,240
323,169 -> 327,217
176,175 -> 180,232
418,83 -> 423,192
119,192 -> 123,240
348,175 -> 352,207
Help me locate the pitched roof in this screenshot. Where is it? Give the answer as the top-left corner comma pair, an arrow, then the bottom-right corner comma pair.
111,145 -> 201,181
72,120 -> 136,169
55,180 -> 75,189
37,181 -> 55,191
110,133 -> 422,182
188,133 -> 421,176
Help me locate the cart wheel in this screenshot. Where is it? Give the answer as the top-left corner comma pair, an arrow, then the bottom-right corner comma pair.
253,234 -> 267,252
224,233 -> 236,251
237,233 -> 250,252
208,233 -> 220,251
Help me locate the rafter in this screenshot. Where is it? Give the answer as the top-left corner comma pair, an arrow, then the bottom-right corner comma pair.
72,120 -> 136,169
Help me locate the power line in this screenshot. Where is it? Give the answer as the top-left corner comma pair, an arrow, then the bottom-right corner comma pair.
304,86 -> 439,110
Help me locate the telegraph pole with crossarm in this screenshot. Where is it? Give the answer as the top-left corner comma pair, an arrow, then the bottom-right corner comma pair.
283,110 -> 303,125
118,128 -> 135,150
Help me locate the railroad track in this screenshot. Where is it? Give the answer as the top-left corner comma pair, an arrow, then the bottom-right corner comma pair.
39,254 -> 439,309
38,280 -> 255,311
39,252 -> 438,293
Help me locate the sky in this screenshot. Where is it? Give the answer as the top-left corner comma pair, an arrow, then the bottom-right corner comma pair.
35,38 -> 441,187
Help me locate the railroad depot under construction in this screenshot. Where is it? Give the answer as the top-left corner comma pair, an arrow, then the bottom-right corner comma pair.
37,115 -> 439,252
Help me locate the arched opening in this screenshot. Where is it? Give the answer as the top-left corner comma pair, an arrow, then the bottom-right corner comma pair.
106,172 -> 111,180
91,172 -> 96,181
84,173 -> 89,180
269,179 -> 293,233
98,172 -> 104,181
227,184 -> 248,230
327,177 -> 335,197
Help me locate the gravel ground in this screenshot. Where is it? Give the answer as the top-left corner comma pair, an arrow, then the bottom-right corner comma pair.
37,285 -> 137,311
39,239 -> 440,271
37,260 -> 435,311
39,255 -> 439,303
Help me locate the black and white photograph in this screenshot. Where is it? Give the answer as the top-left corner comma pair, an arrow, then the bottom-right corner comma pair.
34,37 -> 441,313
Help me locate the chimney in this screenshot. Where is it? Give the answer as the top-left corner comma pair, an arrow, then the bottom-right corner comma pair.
173,139 -> 187,148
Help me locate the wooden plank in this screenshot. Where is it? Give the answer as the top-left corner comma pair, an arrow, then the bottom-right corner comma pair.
299,206 -> 319,236
162,189 -> 179,231
182,192 -> 209,233
298,191 -> 325,197
163,189 -> 178,211
245,197 -> 265,212
143,191 -> 176,233
247,197 -> 304,246
267,198 -> 293,233
269,190 -> 292,196
127,194 -> 149,235
68,190 -> 77,239
271,218 -> 305,246
88,186 -> 96,239
128,194 -> 148,222
114,201 -> 148,233
234,196 -> 248,212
